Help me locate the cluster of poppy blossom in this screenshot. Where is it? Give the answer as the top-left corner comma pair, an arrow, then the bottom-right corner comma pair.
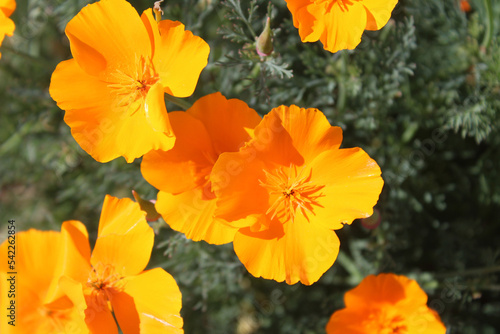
1,0 -> 448,332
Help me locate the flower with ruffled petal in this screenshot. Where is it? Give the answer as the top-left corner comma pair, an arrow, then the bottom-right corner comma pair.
0,230 -> 87,333
44,195 -> 183,333
50,0 -> 210,163
141,92 -> 261,245
285,0 -> 399,53
210,105 -> 383,285
0,0 -> 15,59
326,273 -> 447,333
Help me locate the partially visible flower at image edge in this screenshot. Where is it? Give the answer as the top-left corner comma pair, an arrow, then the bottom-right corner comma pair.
49,0 -> 210,163
0,0 -> 16,59
43,195 -> 183,333
284,0 -> 399,53
0,230 -> 87,333
326,273 -> 447,334
211,105 -> 384,285
141,92 -> 261,245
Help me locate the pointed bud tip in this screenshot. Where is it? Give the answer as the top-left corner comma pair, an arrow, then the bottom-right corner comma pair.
256,17 -> 273,57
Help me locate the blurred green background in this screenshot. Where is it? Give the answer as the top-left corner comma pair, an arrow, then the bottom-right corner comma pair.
1,0 -> 500,332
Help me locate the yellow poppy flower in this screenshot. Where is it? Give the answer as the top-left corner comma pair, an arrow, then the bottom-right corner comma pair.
141,92 -> 261,245
210,105 -> 384,285
285,0 -> 399,53
326,273 -> 447,333
50,0 -> 210,163
0,229 -> 87,333
44,195 -> 183,333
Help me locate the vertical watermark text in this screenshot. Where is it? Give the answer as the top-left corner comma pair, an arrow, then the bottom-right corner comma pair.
6,219 -> 16,327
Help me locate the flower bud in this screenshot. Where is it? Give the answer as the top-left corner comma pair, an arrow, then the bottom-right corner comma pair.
256,17 -> 273,57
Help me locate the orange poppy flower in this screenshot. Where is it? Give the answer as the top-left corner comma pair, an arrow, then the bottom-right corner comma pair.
285,0 -> 399,53
44,195 -> 183,333
0,0 -> 16,59
141,92 -> 262,245
49,0 -> 210,163
210,105 -> 384,285
0,229 -> 87,333
326,273 -> 447,333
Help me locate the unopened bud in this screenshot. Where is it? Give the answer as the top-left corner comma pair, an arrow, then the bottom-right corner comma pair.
256,17 -> 273,57
132,190 -> 161,222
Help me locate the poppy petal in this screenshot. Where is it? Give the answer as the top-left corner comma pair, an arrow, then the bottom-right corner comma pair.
247,111 -> 304,167
144,81 -> 173,135
186,92 -> 261,154
362,0 -> 399,31
156,189 -> 238,245
154,20 -> 210,97
91,230 -> 154,278
49,59 -> 112,111
92,197 -> 154,277
112,268 -> 183,334
62,88 -> 175,163
65,0 -> 150,76
97,195 -> 148,237
45,220 -> 92,306
0,0 -> 16,17
320,2 -> 367,53
141,9 -> 161,58
0,230 -> 59,331
285,0 -> 324,42
268,105 -> 343,161
212,152 -> 269,225
141,111 -> 215,193
0,9 -> 14,36
326,308 -> 369,333
344,274 -> 408,308
234,218 -> 340,285
307,148 -> 384,230
59,276 -> 117,334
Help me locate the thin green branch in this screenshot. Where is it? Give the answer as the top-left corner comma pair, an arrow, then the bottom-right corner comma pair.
434,265 -> 500,279
481,0 -> 493,50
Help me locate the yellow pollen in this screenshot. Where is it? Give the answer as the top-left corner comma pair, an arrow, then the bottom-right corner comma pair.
86,263 -> 125,308
107,55 -> 159,116
259,164 -> 324,223
363,309 -> 409,334
315,0 -> 360,12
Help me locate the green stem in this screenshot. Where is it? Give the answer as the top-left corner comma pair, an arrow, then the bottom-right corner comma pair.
233,0 -> 257,39
481,0 -> 493,50
336,252 -> 364,283
164,94 -> 192,110
336,51 -> 348,113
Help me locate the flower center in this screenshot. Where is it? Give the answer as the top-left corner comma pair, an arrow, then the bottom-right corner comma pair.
259,164 -> 324,223
315,0 -> 360,12
86,263 -> 125,308
363,309 -> 409,334
108,55 -> 159,116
